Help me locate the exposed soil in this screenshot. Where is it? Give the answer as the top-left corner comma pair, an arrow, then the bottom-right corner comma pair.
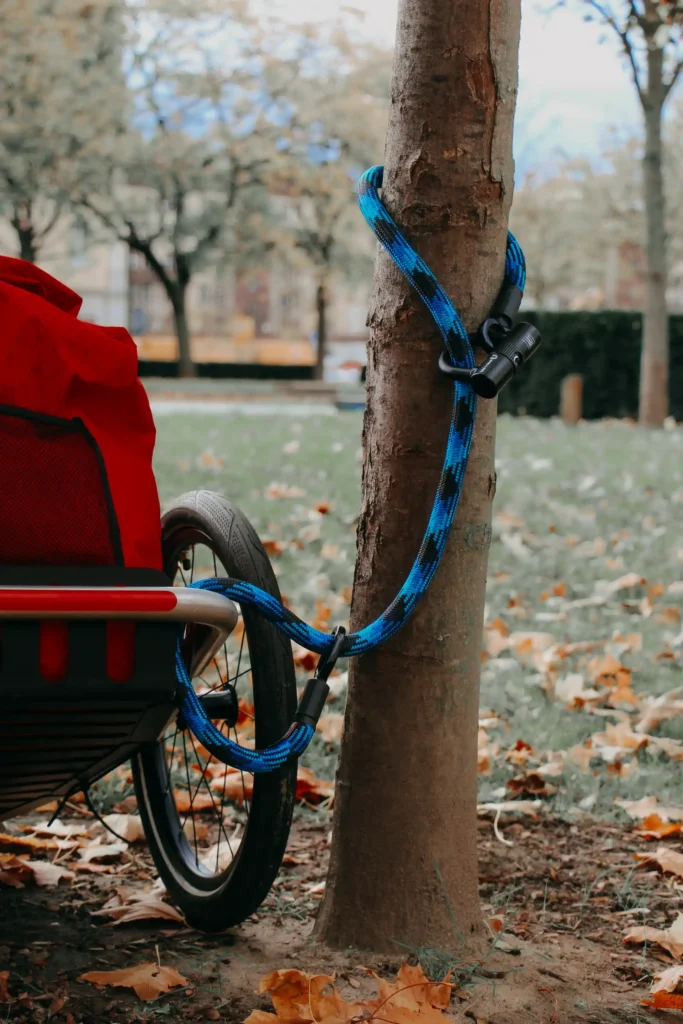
0,809 -> 677,1024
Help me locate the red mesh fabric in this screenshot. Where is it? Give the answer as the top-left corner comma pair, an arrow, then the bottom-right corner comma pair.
0,410 -> 117,566
0,256 -> 162,569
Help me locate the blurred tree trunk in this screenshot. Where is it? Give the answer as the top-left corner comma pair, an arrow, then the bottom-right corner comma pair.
640,44 -> 668,426
315,0 -> 521,953
315,281 -> 327,381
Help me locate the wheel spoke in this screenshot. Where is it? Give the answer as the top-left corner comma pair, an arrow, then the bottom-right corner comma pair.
187,730 -> 233,855
181,731 -> 199,867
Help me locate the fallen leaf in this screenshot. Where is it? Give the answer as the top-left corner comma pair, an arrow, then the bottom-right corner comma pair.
652,963 -> 683,995
172,791 -> 217,814
102,814 -> 146,844
635,688 -> 683,734
617,796 -> 683,822
263,539 -> 286,556
596,573 -> 646,597
92,895 -> 185,925
79,962 -> 189,1001
506,773 -> 556,799
247,964 -> 452,1024
624,913 -> 683,959
296,767 -> 334,804
0,971 -> 9,1002
637,814 -> 683,839
23,860 -> 74,887
642,992 -> 683,1009
317,714 -> 344,744
79,842 -> 126,864
635,846 -> 683,880
313,501 -> 331,515
265,483 -> 305,500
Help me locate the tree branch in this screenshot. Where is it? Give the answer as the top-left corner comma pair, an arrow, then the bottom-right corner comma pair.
584,0 -> 645,102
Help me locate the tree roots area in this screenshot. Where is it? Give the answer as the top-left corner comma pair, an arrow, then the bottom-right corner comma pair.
0,808 -> 678,1024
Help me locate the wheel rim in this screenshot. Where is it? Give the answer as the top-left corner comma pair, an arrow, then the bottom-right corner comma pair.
149,531 -> 256,887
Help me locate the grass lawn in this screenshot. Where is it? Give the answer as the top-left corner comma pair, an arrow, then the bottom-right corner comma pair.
153,407 -> 683,819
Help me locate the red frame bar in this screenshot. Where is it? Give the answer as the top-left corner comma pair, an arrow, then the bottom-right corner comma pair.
0,588 -> 178,615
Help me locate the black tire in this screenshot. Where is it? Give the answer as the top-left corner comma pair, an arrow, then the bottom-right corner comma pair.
132,490 -> 297,932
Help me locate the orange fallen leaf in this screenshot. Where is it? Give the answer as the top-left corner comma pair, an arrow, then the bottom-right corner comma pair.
313,501 -> 331,515
246,964 -> 453,1024
637,814 -> 683,839
295,767 -> 333,804
209,769 -> 254,806
172,791 -> 217,814
0,971 -> 9,1002
262,539 -> 286,556
642,992 -> 683,1009
79,962 -> 189,1001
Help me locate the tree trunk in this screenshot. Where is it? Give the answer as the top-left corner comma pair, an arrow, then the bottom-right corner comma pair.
315,0 -> 520,953
12,204 -> 38,263
639,47 -> 668,427
171,287 -> 196,379
314,281 -> 327,381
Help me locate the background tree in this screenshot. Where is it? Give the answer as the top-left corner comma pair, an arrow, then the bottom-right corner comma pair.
278,48 -> 389,378
316,0 -> 521,951
556,0 -> 683,424
77,0 -> 301,378
0,0 -> 126,262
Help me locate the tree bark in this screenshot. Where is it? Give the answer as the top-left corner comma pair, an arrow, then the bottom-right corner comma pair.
639,48 -> 668,426
11,203 -> 38,263
314,281 -> 327,381
171,287 -> 196,379
315,0 -> 520,953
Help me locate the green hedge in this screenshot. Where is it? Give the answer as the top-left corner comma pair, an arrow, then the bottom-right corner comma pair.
497,311 -> 683,420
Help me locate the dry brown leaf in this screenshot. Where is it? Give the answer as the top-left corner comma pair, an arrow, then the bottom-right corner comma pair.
635,688 -> 683,734
173,790 -> 217,814
617,796 -> 683,822
652,963 -> 683,995
0,854 -> 72,888
295,767 -> 334,804
624,913 -> 683,958
265,483 -> 305,500
0,832 -> 64,852
566,741 -> 594,772
23,860 -> 74,887
92,894 -> 185,925
102,814 -> 146,844
635,846 -> 683,880
79,842 -> 126,864
0,971 -> 9,1002
506,773 -> 556,798
317,714 -> 344,744
247,964 -> 452,1024
209,769 -> 255,806
554,673 -> 602,709
79,962 -> 189,1001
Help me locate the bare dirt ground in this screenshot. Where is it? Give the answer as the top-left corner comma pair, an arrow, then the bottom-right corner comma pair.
0,808 -> 676,1024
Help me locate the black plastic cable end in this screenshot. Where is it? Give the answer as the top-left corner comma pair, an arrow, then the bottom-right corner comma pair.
295,625 -> 347,729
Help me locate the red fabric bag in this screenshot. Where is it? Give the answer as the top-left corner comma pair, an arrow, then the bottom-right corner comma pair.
0,257 -> 162,570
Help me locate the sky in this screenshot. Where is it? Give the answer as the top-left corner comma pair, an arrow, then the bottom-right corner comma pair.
271,0 -> 645,174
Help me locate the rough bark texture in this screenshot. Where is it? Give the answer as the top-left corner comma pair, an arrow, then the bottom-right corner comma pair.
315,0 -> 520,953
315,282 -> 327,381
639,44 -> 668,427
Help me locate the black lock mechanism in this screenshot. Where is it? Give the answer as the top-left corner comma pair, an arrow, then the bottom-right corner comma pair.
439,283 -> 541,398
